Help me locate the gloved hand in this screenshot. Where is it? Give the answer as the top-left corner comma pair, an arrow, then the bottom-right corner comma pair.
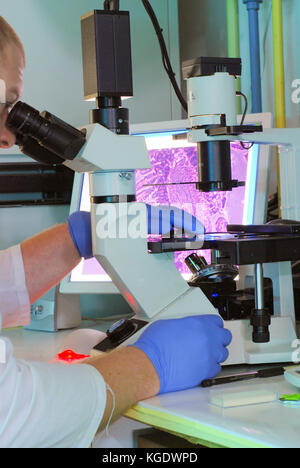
68,211 -> 93,259
147,205 -> 204,237
130,315 -> 232,394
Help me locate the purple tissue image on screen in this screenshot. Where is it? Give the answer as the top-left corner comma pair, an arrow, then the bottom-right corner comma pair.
135,141 -> 248,275
77,139 -> 249,279
82,257 -> 101,275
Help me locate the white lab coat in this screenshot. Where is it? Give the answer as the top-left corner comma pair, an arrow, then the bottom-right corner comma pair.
0,245 -> 107,448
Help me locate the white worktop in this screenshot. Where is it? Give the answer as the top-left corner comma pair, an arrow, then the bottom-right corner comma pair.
134,375 -> 300,448
2,320 -> 109,362
3,323 -> 300,448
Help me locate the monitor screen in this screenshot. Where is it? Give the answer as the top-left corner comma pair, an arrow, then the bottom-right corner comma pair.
69,126 -> 257,284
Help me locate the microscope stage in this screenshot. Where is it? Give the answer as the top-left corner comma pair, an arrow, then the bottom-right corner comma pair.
148,233 -> 300,266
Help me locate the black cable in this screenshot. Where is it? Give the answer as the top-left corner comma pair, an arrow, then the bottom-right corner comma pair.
236,91 -> 248,125
141,0 -> 188,113
236,91 -> 254,150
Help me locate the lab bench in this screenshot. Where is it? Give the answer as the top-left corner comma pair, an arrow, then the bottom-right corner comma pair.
125,375 -> 300,448
3,323 -> 300,449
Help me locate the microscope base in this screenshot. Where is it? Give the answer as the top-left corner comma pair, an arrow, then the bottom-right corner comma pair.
93,314 -> 297,366
224,316 -> 297,365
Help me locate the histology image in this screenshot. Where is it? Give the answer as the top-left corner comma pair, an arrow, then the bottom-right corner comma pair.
79,139 -> 249,279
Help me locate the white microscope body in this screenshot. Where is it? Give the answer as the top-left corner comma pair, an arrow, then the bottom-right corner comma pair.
63,66 -> 299,364
64,124 -> 216,323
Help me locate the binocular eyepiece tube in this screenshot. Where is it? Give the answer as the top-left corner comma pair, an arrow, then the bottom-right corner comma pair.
7,102 -> 86,165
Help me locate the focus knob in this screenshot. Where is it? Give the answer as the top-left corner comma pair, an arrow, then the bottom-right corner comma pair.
107,319 -> 137,345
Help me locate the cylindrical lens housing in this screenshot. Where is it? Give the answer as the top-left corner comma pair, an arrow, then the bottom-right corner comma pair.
251,309 -> 271,343
196,140 -> 232,192
7,102 -> 45,137
91,96 -> 129,135
90,107 -> 129,135
185,253 -> 208,274
16,134 -> 64,166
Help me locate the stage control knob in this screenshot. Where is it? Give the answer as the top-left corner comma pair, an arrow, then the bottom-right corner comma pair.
107,319 -> 138,345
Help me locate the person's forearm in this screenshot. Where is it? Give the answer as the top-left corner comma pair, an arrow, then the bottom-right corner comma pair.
85,347 -> 160,431
21,223 -> 81,304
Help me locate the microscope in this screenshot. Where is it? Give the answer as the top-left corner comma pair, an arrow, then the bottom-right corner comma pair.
6,4 -> 300,365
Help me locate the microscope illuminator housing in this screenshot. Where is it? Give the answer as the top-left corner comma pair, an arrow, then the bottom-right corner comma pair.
182,57 -> 262,193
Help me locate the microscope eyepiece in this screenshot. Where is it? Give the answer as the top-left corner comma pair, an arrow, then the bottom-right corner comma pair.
7,102 -> 86,164
7,102 -> 42,136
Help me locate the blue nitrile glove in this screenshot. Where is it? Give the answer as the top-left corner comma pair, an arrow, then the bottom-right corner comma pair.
68,211 -> 93,259
130,315 -> 232,394
146,205 -> 204,237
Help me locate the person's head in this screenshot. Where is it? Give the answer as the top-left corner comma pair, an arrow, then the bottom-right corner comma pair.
0,17 -> 25,148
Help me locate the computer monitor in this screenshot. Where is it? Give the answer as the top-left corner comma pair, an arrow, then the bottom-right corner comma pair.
60,113 -> 272,294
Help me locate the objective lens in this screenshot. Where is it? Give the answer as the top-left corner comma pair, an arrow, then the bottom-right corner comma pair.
251,309 -> 271,343
196,140 -> 233,192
